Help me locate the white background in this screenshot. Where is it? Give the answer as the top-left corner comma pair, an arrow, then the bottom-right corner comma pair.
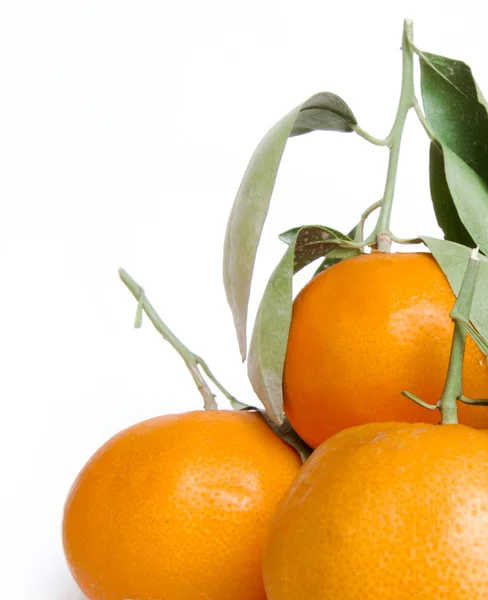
1,1 -> 486,598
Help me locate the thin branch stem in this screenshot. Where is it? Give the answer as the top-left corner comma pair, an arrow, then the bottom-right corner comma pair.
459,395 -> 488,406
194,355 -> 240,406
413,102 -> 435,140
449,295 -> 488,357
351,124 -> 390,147
119,267 -> 238,411
389,234 -> 423,245
338,232 -> 377,249
402,249 -> 482,421
439,325 -> 466,424
438,249 -> 481,424
401,390 -> 438,411
344,233 -> 422,250
373,19 -> 416,252
353,199 -> 383,243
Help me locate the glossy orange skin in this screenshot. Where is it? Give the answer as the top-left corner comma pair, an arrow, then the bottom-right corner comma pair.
263,422 -> 488,600
283,252 -> 488,448
62,410 -> 301,600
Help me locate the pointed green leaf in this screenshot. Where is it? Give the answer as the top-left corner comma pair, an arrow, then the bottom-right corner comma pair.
223,93 -> 357,361
229,397 -> 251,411
278,224 -> 353,246
422,236 -> 488,357
419,51 -> 488,252
429,141 -> 475,247
230,403 -> 312,463
279,225 -> 361,276
290,92 -> 357,137
475,82 -> 488,114
419,51 -> 488,183
442,146 -> 488,255
248,226 -> 343,424
278,226 -> 305,246
259,412 -> 313,462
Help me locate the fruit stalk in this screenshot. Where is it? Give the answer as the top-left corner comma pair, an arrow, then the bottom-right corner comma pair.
438,249 -> 481,424
373,18 -> 416,251
119,268 -> 239,410
352,199 -> 382,243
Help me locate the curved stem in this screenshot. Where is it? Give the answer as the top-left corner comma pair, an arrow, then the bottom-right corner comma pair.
353,199 -> 383,243
402,249 -> 481,422
373,19 -> 416,252
459,395 -> 488,406
194,355 -> 240,406
351,124 -> 390,147
340,229 -> 422,250
119,268 -> 239,411
339,232 -> 377,250
413,102 -> 435,140
389,234 -> 423,245
439,325 -> 466,424
438,249 -> 481,424
448,303 -> 488,357
401,390 -> 438,411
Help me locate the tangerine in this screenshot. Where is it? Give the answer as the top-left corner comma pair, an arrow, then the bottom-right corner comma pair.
263,421 -> 488,600
62,409 -> 301,600
283,252 -> 488,447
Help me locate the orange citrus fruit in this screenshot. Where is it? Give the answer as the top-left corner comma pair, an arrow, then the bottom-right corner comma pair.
283,252 -> 488,447
62,409 -> 301,600
263,421 -> 488,600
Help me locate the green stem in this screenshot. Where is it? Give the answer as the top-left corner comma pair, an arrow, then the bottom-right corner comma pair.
402,249 -> 481,421
438,249 -> 481,424
449,306 -> 488,357
401,390 -> 438,411
389,234 -> 423,245
119,267 -> 239,411
459,395 -> 488,406
373,19 -> 416,252
439,325 -> 466,424
351,124 -> 390,147
195,355 -> 240,405
353,199 -> 382,243
413,102 -> 435,140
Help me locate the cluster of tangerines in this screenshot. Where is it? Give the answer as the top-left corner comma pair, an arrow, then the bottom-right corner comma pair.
63,251 -> 488,600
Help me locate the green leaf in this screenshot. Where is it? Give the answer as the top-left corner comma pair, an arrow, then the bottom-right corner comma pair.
259,412 -> 313,463
223,92 -> 357,361
442,147 -> 488,255
230,403 -> 312,463
429,141 -> 475,247
419,51 -> 488,253
279,225 -> 362,276
290,92 -> 357,137
475,82 -> 488,115
346,223 -> 359,242
419,51 -> 488,183
278,226 -> 305,246
229,397 -> 251,411
422,236 -> 488,357
278,224 -> 352,246
247,226 -> 343,424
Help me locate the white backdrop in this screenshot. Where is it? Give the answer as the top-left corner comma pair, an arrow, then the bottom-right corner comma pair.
1,1 -> 486,598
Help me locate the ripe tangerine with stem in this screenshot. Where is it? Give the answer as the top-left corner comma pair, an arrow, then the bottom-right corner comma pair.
282,251 -> 488,448
263,421 -> 488,600
62,409 -> 301,600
